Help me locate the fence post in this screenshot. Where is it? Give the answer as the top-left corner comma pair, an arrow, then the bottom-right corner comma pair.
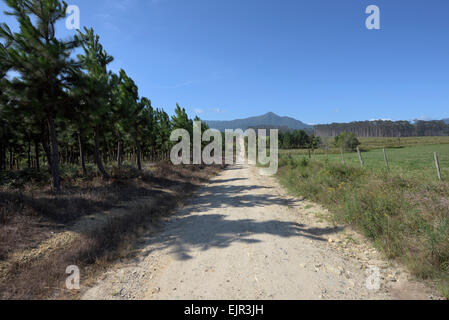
383,148 -> 389,171
357,147 -> 364,168
434,152 -> 442,181
341,148 -> 345,164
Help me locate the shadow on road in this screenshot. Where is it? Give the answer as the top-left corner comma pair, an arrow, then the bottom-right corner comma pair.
142,214 -> 343,260
139,177 -> 343,260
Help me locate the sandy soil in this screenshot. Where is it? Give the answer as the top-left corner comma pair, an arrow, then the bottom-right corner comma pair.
82,164 -> 438,300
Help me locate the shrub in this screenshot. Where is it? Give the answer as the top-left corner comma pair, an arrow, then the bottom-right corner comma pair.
334,132 -> 361,151
0,169 -> 49,189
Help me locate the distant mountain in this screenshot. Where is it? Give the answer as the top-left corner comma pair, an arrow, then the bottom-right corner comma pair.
247,125 -> 291,133
204,112 -> 313,132
443,118 -> 449,124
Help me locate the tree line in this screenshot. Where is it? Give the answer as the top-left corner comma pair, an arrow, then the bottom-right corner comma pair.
314,120 -> 449,138
279,130 -> 321,150
0,0 -> 206,191
246,127 -> 321,150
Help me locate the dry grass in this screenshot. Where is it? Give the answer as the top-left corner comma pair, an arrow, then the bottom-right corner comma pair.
0,161 -> 222,299
277,155 -> 449,298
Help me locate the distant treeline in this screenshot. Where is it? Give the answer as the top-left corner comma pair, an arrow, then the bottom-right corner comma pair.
246,126 -> 320,150
279,130 -> 320,149
314,120 -> 449,137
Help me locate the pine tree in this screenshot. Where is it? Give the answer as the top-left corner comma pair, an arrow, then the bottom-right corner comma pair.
0,0 -> 80,190
77,27 -> 113,178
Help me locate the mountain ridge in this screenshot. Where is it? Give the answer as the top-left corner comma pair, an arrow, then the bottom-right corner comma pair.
204,112 -> 313,132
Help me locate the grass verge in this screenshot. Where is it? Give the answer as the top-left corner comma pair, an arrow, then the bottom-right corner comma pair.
277,154 -> 449,298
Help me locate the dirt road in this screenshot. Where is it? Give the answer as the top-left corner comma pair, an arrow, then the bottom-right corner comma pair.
82,164 -> 436,300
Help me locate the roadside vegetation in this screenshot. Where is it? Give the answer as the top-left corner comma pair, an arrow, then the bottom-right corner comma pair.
277,139 -> 449,298
0,161 -> 222,299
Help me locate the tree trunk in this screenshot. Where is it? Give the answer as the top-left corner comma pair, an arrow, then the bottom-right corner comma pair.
9,148 -> 13,170
27,140 -> 31,169
136,143 -> 142,170
47,116 -> 61,191
117,139 -> 122,168
42,137 -> 52,172
94,125 -> 109,178
134,130 -> 142,170
106,142 -> 112,164
0,144 -> 5,171
78,132 -> 87,176
34,140 -> 40,171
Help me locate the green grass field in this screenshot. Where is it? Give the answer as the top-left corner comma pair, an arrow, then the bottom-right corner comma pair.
281,138 -> 449,181
358,136 -> 449,150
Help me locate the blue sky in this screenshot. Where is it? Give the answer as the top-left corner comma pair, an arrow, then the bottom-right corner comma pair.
1,0 -> 448,124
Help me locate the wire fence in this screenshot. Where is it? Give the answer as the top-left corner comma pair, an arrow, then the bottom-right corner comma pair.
281,144 -> 448,181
